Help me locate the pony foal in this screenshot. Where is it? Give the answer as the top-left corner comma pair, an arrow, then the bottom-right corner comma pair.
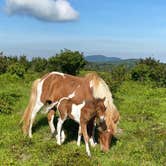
56,97 -> 106,157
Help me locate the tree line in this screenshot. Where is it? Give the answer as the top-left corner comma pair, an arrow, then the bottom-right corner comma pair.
0,49 -> 86,76
0,50 -> 166,89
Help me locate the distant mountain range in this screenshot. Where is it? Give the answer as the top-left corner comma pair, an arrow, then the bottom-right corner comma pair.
84,55 -> 138,70
85,55 -> 122,62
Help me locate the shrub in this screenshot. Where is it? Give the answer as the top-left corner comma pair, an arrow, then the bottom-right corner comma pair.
131,64 -> 150,82
7,63 -> 25,78
131,57 -> 166,87
0,55 -> 8,74
19,55 -> 30,71
48,49 -> 86,75
30,57 -> 48,72
0,92 -> 21,114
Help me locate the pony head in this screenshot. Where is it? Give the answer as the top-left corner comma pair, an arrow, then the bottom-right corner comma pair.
98,104 -> 120,152
98,125 -> 113,152
95,97 -> 106,122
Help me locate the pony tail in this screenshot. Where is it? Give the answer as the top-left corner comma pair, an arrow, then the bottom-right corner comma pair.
20,79 -> 40,135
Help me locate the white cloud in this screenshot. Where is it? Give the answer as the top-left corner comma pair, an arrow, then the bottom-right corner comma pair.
5,0 -> 79,22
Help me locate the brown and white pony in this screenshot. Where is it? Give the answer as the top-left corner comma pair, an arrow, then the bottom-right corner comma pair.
55,97 -> 106,156
21,72 -> 119,151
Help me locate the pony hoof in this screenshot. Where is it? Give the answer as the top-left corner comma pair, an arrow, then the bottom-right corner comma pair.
93,142 -> 97,147
57,141 -> 61,145
89,138 -> 97,147
29,135 -> 32,139
61,130 -> 66,143
91,142 -> 97,147
77,142 -> 81,146
87,152 -> 91,157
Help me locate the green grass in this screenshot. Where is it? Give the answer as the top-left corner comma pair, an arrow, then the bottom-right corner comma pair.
0,73 -> 165,165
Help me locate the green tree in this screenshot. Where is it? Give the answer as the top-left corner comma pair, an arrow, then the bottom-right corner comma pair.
7,62 -> 25,78
131,57 -> 166,87
0,55 -> 8,74
31,57 -> 48,72
48,49 -> 86,75
47,56 -> 59,72
19,55 -> 30,71
131,64 -> 150,82
111,65 -> 128,82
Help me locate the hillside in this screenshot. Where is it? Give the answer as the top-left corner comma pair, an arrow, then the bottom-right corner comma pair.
85,55 -> 138,71
84,58 -> 138,72
85,55 -> 121,62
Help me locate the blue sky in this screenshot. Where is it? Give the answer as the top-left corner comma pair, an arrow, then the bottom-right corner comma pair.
0,0 -> 166,62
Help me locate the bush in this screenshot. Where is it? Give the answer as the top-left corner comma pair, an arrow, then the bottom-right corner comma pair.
48,49 -> 86,75
0,92 -> 21,114
31,57 -> 48,72
131,57 -> 166,87
0,55 -> 8,74
131,64 -> 150,82
7,63 -> 25,78
19,55 -> 30,71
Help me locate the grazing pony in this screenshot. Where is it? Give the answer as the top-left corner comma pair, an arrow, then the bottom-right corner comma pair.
55,97 -> 106,156
21,72 -> 119,151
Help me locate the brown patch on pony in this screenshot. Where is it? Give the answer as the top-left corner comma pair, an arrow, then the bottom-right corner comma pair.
20,79 -> 40,135
40,73 -> 94,104
47,109 -> 55,122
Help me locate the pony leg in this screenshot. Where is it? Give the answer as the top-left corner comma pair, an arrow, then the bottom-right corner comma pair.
56,117 -> 65,145
48,110 -> 56,137
88,118 -> 97,147
81,123 -> 91,157
89,124 -> 97,147
29,101 -> 43,138
77,125 -> 82,146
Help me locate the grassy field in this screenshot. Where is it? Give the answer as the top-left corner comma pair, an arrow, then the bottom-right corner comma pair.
0,73 -> 165,166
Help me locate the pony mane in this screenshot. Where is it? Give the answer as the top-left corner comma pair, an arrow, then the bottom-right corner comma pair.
85,72 -> 119,134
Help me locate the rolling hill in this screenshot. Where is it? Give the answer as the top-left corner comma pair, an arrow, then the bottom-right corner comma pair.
85,55 -> 121,62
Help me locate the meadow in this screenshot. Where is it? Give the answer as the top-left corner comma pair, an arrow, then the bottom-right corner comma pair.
0,72 -> 165,166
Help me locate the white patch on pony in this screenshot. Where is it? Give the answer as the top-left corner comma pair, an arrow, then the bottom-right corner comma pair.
89,80 -> 93,88
77,135 -> 81,146
100,115 -> 105,122
29,79 -> 44,138
51,71 -> 65,77
71,101 -> 85,123
56,118 -> 65,145
77,126 -> 82,146
57,90 -> 76,110
68,91 -> 75,98
85,142 -> 91,157
61,130 -> 66,143
89,137 -> 97,147
45,101 -> 58,113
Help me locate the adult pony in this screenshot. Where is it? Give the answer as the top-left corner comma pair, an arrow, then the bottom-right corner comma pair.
21,72 -> 119,151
